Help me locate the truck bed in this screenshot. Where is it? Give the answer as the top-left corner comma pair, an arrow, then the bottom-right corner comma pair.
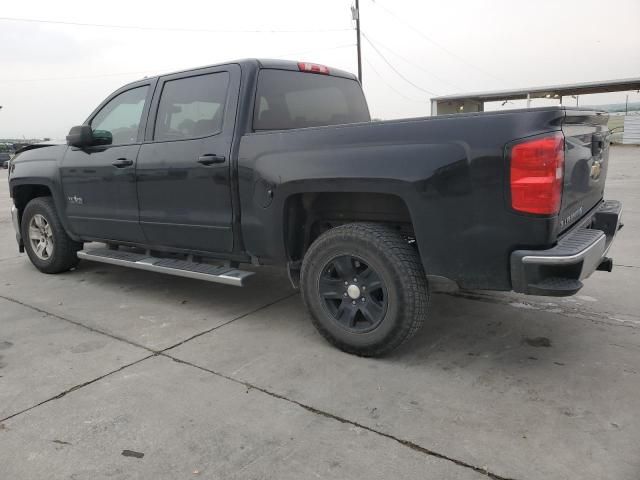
238,106 -> 609,291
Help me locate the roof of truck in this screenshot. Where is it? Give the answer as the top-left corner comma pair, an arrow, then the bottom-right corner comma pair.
130,58 -> 358,86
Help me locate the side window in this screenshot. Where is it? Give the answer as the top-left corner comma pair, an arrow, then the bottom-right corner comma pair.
154,72 -> 230,142
90,86 -> 148,145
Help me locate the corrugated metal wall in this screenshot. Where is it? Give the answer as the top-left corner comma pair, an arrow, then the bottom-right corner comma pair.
623,116 -> 640,144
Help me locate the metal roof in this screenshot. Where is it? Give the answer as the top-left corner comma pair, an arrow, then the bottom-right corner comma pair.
431,77 -> 640,102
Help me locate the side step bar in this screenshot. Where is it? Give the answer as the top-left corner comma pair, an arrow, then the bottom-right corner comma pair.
77,248 -> 254,287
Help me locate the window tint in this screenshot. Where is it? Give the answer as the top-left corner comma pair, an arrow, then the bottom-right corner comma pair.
90,86 -> 148,145
254,70 -> 370,131
154,72 -> 230,141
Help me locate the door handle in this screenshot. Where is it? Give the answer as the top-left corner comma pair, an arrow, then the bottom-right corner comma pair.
197,154 -> 226,165
112,158 -> 133,168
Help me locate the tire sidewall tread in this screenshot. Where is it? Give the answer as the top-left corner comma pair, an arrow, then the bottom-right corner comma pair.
301,223 -> 429,357
21,197 -> 81,274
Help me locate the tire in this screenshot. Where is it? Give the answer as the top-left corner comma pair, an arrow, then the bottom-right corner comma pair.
300,223 -> 429,357
21,196 -> 82,274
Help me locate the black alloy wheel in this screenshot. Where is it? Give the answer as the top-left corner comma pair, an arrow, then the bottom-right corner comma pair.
318,255 -> 388,333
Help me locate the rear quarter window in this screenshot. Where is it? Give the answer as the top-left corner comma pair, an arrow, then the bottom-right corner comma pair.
253,69 -> 370,131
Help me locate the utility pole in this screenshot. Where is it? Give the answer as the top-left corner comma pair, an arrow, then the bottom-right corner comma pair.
352,0 -> 363,84
625,94 -> 629,115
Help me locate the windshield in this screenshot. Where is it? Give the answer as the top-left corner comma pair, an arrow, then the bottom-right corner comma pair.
253,69 -> 370,131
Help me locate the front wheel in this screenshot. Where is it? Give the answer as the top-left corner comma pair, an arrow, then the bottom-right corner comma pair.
300,223 -> 429,357
21,197 -> 82,273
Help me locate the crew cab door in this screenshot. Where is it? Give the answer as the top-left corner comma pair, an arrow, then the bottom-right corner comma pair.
60,81 -> 153,242
136,65 -> 239,253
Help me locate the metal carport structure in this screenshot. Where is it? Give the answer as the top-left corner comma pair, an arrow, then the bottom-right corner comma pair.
430,77 -> 640,115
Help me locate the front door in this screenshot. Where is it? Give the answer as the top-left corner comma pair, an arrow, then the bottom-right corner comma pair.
60,83 -> 152,242
136,65 -> 239,253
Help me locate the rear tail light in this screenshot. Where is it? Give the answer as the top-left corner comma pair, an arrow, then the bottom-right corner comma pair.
297,62 -> 330,75
510,133 -> 564,215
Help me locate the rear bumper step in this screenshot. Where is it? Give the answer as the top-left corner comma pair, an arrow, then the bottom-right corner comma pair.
77,248 -> 254,287
511,199 -> 622,296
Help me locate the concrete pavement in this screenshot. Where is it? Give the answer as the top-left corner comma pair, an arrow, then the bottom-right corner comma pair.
0,146 -> 639,479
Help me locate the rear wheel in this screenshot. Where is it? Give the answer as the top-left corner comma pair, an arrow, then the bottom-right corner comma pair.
21,197 -> 82,273
301,223 -> 429,357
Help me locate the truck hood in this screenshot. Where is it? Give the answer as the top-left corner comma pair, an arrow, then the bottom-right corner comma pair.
11,143 -> 68,168
15,140 -> 66,155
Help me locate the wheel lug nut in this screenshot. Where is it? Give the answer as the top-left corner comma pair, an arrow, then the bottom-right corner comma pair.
362,286 -> 366,291
361,297 -> 366,302
352,300 -> 356,305
353,278 -> 357,282
344,281 -> 349,285
343,292 -> 347,297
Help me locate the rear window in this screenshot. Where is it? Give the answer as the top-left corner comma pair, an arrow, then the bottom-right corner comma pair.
253,69 -> 370,131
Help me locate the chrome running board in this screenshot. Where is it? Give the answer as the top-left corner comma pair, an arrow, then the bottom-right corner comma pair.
77,248 -> 254,287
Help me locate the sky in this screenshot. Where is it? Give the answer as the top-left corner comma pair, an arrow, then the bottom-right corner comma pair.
0,0 -> 639,139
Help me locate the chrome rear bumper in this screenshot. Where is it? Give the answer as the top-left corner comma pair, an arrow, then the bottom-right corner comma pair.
511,200 -> 623,296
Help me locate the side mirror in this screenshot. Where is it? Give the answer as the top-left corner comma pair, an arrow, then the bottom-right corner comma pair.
92,129 -> 113,146
66,125 -> 94,147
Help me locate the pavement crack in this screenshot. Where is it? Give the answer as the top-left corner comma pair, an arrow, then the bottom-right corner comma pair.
0,354 -> 155,423
0,294 -> 155,353
160,291 -> 299,354
164,354 -> 516,480
0,291 -> 299,423
52,439 -> 72,445
0,291 -> 299,356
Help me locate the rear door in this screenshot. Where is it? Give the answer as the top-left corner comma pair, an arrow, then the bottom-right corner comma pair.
61,82 -> 153,242
136,65 -> 240,253
560,110 -> 610,231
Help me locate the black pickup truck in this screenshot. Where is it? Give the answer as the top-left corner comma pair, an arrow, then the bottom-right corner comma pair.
8,59 -> 622,356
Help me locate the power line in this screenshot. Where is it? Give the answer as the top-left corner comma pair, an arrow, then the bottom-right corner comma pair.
363,58 -> 426,103
362,34 -> 438,96
280,43 -> 357,58
367,0 -> 506,83
0,16 -> 352,34
0,70 -> 157,84
0,44 -> 357,84
362,31 -> 463,92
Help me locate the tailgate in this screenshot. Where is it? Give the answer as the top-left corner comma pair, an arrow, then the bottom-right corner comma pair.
559,110 -> 610,231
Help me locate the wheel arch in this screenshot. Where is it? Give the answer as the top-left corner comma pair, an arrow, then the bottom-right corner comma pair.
282,191 -> 415,263
12,183 -> 53,212
10,179 -> 80,242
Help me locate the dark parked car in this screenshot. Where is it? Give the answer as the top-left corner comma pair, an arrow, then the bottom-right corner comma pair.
1,145 -> 13,169
7,59 -> 622,356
